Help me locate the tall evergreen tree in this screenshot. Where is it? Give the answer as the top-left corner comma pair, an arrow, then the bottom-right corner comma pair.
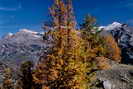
33,0 -> 88,89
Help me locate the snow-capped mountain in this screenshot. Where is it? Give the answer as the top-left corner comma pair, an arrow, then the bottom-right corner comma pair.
100,22 -> 122,31
101,22 -> 133,64
1,22 -> 133,67
0,29 -> 45,68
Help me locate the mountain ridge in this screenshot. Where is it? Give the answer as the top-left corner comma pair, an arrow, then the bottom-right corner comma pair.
0,29 -> 45,68
1,22 -> 133,65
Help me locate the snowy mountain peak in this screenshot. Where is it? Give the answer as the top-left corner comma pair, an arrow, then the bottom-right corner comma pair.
0,29 -> 44,46
13,29 -> 43,39
19,29 -> 38,34
7,33 -> 13,36
0,29 -> 46,65
100,22 -> 122,31
2,33 -> 14,39
111,22 -> 122,26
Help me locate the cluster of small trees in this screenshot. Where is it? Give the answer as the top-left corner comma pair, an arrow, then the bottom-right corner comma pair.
0,0 -> 121,89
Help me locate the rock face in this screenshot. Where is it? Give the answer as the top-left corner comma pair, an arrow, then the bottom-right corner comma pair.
97,64 -> 133,89
101,22 -> 133,64
0,29 -> 45,68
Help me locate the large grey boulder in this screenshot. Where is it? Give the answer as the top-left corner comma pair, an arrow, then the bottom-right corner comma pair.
97,64 -> 133,89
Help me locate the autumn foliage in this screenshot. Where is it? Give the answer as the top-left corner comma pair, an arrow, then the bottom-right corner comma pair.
103,34 -> 121,62
1,0 -> 122,89
80,15 -> 121,68
33,0 -> 121,89
1,68 -> 14,89
33,0 -> 88,89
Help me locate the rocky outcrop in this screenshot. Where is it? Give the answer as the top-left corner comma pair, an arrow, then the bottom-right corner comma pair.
97,64 -> 133,89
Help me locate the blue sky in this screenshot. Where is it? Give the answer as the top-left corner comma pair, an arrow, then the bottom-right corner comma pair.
0,0 -> 133,37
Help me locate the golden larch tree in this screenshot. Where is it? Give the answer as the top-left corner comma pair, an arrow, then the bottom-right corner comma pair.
33,0 -> 88,89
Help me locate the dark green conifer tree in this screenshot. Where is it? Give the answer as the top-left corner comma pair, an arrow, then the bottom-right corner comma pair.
16,61 -> 33,89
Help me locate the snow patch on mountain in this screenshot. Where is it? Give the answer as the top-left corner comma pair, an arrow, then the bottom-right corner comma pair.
3,33 -> 14,39
100,22 -> 122,31
20,29 -> 38,34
